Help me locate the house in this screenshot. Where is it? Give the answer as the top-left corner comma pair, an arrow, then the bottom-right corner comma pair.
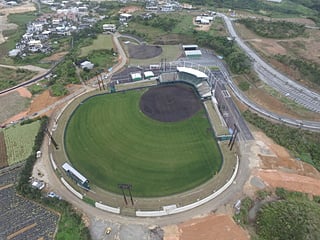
52,19 -> 61,25
28,40 -> 42,47
103,24 -> 116,32
31,179 -> 45,190
119,13 -> 132,23
195,16 -> 213,25
146,5 -> 158,11
6,1 -> 18,6
80,61 -> 94,70
161,4 -> 174,12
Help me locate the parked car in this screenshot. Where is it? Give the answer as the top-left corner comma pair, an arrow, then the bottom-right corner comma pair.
47,192 -> 61,200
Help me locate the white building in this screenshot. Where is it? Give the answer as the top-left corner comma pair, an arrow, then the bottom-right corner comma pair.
103,24 -> 116,32
80,61 -> 94,70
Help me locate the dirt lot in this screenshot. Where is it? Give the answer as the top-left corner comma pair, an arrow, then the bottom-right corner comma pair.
0,86 -> 65,125
163,214 -> 249,240
128,43 -> 163,59
119,6 -> 142,14
251,131 -> 320,195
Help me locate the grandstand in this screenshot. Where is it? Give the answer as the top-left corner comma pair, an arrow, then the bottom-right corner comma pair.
62,162 -> 90,189
159,67 -> 211,98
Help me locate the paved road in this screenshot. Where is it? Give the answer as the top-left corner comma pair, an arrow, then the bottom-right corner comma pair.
219,13 -> 320,113
215,13 -> 320,131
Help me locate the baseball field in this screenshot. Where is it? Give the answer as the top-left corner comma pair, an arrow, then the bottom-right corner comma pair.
64,84 -> 222,197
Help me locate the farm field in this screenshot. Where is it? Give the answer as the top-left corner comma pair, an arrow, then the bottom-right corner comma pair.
3,120 -> 41,165
65,87 -> 222,197
0,131 -> 8,168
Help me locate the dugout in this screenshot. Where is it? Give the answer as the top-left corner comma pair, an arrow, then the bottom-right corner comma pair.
62,162 -> 90,189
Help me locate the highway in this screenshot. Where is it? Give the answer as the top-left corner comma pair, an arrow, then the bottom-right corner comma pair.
219,13 -> 320,113
215,13 -> 320,131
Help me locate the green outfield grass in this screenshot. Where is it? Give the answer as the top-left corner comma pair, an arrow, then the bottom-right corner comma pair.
4,121 -> 41,165
65,88 -> 222,197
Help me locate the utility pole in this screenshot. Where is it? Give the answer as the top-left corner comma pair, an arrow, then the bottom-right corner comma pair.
118,184 -> 133,206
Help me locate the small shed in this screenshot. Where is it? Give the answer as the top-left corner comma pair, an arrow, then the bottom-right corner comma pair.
143,71 -> 154,79
185,50 -> 202,57
130,72 -> 142,81
182,44 -> 198,51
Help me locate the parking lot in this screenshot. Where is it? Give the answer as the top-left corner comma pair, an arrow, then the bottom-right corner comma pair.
0,167 -> 59,240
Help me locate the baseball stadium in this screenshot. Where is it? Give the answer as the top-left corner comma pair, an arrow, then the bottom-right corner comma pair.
51,63 -> 240,214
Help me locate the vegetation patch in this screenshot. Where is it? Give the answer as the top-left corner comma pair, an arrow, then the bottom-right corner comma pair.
275,54 -> 320,87
238,81 -> 250,91
3,120 -> 41,165
236,188 -> 320,239
65,87 -> 222,197
79,34 -> 113,57
256,188 -> 320,240
237,18 -> 305,39
0,67 -> 37,91
243,110 -> 320,170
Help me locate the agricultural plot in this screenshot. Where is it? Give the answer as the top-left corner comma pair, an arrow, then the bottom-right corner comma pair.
0,90 -> 30,124
65,85 -> 222,197
0,131 -> 8,168
4,121 -> 40,165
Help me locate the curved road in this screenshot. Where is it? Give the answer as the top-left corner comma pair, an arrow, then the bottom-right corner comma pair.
219,13 -> 320,113
216,13 -> 320,131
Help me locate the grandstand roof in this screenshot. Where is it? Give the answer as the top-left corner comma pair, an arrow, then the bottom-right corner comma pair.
177,67 -> 208,79
62,162 -> 88,184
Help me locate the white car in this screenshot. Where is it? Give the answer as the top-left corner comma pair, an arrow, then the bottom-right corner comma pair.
47,192 -> 62,200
